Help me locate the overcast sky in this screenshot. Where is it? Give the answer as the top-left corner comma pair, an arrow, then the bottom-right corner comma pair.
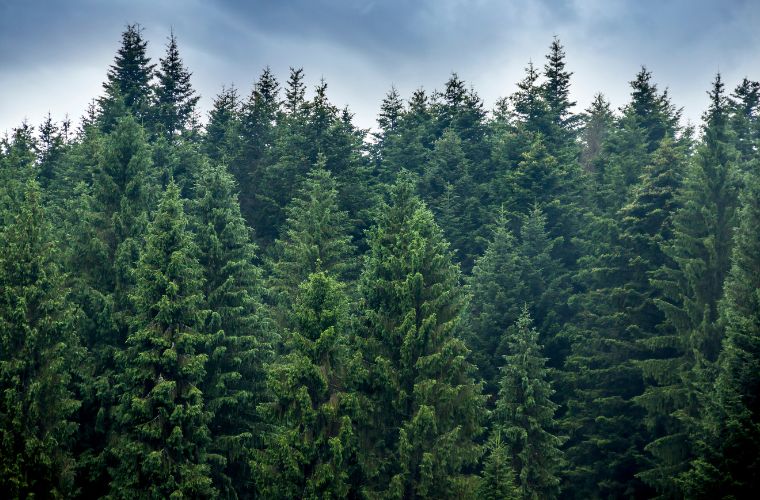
2,0 -> 759,136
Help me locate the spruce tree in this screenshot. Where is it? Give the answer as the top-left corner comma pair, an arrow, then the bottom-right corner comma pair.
204,85 -> 241,166
0,183 -> 81,498
99,24 -> 155,129
465,212 -> 524,399
357,175 -> 486,498
495,308 -> 564,500
253,271 -> 359,498
479,432 -> 520,500
63,115 -> 157,495
642,74 -> 740,496
190,164 -> 273,496
237,67 -> 280,229
154,31 -> 199,139
110,181 -> 214,497
268,157 -> 355,319
678,167 -> 760,498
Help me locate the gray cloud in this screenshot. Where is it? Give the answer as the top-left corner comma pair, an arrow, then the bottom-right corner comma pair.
2,0 -> 759,136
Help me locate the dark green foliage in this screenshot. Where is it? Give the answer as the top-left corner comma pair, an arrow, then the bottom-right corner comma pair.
0,184 -> 81,498
465,212 -> 524,398
154,31 -> 199,139
99,24 -> 155,129
237,67 -> 280,230
269,159 -> 355,318
357,175 -> 486,498
641,74 -> 740,496
110,181 -> 214,498
204,85 -> 242,166
254,272 -> 358,498
5,27 -> 760,500
479,432 -> 520,500
679,168 -> 760,498
495,309 -> 563,500
191,164 -> 273,496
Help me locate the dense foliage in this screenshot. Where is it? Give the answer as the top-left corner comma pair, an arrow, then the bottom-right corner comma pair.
2,26 -> 759,498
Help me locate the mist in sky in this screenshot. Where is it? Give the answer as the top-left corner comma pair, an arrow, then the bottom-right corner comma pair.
2,0 -> 759,134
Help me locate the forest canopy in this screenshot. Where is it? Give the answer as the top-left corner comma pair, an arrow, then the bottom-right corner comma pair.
1,24 -> 759,499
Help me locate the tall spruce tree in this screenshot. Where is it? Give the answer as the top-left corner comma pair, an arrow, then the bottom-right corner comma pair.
357,175 -> 486,498
0,183 -> 81,498
268,158 -> 355,320
110,181 -> 214,498
190,164 -> 273,496
564,139 -> 686,499
237,67 -> 280,229
154,31 -> 199,139
642,74 -> 740,496
465,211 -> 524,399
99,24 -> 155,129
253,271 -> 359,498
495,309 -> 564,500
678,167 -> 760,498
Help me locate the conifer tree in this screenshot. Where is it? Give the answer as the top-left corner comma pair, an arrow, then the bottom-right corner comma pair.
204,85 -> 241,166
563,140 -> 686,498
237,67 -> 280,227
465,212 -> 524,398
495,309 -> 564,500
0,183 -> 81,498
579,93 -> 614,173
729,77 -> 760,165
422,128 -> 486,270
190,164 -> 273,496
479,432 -> 520,500
358,175 -> 486,498
679,163 -> 760,498
100,24 -> 155,129
268,158 -> 355,319
642,74 -> 740,495
154,31 -> 199,139
37,113 -> 67,190
110,181 -> 214,498
376,88 -> 435,183
541,37 -> 580,164
62,115 -> 157,494
253,272 -> 359,498
0,123 -> 38,219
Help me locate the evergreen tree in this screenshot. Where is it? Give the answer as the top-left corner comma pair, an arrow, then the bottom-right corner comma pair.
268,158 -> 355,319
0,183 -> 81,498
63,115 -> 157,495
190,164 -> 273,496
110,181 -> 214,498
357,175 -> 486,498
237,67 -> 280,229
729,77 -> 760,165
0,122 -> 38,219
465,211 -> 524,399
479,432 -> 520,500
154,31 -> 199,139
422,127 -> 486,270
642,74 -> 740,496
204,85 -> 241,166
678,167 -> 760,498
37,113 -> 67,190
495,309 -> 563,500
579,93 -> 614,174
253,272 -> 359,498
100,24 -> 155,128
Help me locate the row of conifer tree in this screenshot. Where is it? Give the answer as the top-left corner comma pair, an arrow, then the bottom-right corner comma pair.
1,24 -> 759,499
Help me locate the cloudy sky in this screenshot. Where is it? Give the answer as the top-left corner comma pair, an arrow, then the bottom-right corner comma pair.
1,0 -> 759,135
